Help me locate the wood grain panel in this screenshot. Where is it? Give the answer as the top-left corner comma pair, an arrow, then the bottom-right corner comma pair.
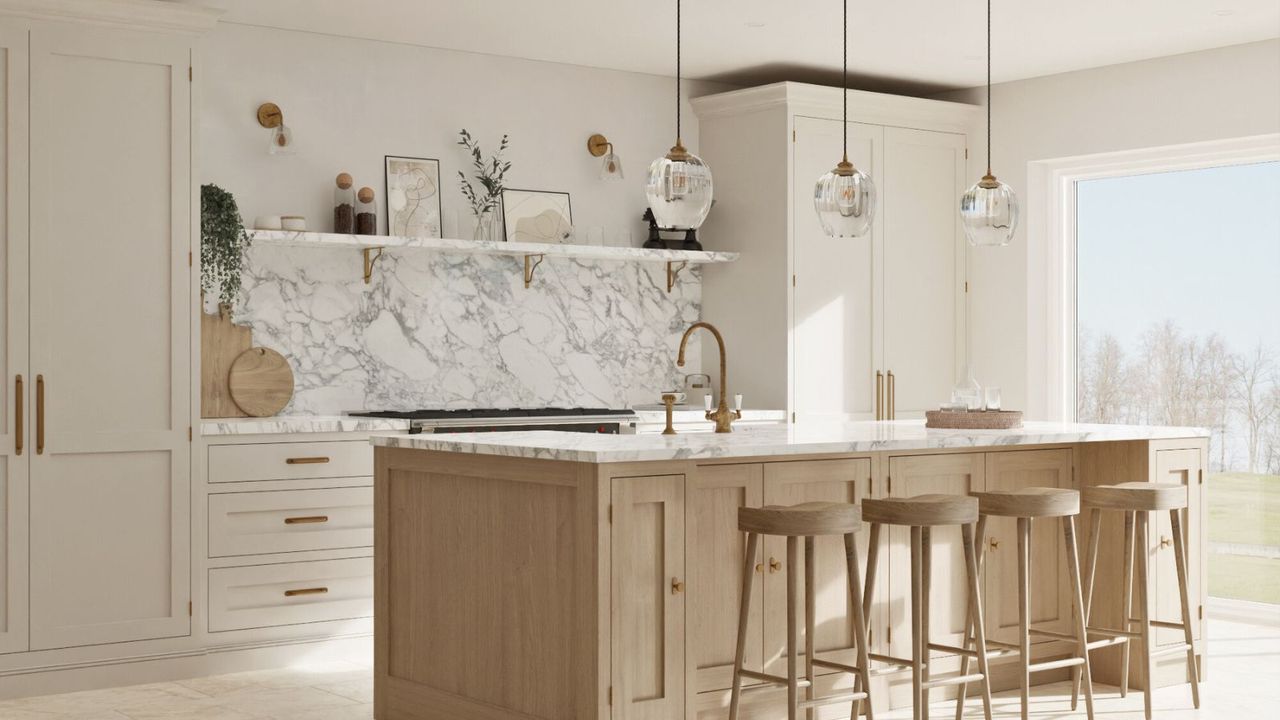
200,310 -> 250,418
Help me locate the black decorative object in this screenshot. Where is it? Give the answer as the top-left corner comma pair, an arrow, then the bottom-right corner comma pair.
681,228 -> 702,251
642,208 -> 664,249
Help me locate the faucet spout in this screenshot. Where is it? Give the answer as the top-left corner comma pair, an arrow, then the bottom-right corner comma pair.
677,322 -> 740,433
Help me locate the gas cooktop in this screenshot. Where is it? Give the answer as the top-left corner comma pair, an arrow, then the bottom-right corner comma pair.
348,407 -> 636,420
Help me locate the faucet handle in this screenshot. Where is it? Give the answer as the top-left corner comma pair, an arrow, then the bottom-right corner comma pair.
661,394 -> 678,436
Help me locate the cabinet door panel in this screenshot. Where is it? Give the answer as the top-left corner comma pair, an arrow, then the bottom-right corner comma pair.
792,116 -> 883,423
881,127 -> 966,419
983,449 -> 1075,646
885,454 -> 983,659
612,475 -> 685,720
1151,449 -> 1202,646
762,458 -> 873,675
688,463 -> 763,693
0,23 -> 29,656
28,24 -> 191,649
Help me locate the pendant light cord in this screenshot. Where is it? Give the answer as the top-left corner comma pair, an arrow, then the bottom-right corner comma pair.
842,0 -> 848,163
676,0 -> 682,145
986,0 -> 992,176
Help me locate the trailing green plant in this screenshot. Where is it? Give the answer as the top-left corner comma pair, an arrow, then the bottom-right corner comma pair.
457,129 -> 511,220
200,183 -> 251,313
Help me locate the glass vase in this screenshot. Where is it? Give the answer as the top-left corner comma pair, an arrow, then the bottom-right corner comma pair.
472,211 -> 501,242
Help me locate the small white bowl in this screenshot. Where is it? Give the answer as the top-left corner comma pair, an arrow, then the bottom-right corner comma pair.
281,215 -> 307,231
254,215 -> 282,230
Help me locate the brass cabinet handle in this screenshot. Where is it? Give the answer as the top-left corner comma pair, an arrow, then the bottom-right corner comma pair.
988,538 -> 1000,551
671,577 -> 685,595
14,375 -> 22,456
284,515 -> 329,525
35,374 -> 44,455
284,587 -> 329,597
875,371 -> 884,420
755,562 -> 764,574
769,557 -> 782,573
887,371 -> 895,420
286,456 -> 330,465
1159,536 -> 1173,549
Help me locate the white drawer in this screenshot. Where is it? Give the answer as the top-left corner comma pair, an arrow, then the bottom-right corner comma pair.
208,441 -> 371,483
209,487 -> 373,557
208,557 -> 373,632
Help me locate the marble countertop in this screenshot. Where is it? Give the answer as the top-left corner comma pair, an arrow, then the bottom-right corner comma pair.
370,420 -> 1209,464
632,407 -> 787,425
202,415 -> 411,436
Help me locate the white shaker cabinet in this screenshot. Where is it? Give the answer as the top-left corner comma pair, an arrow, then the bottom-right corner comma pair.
694,83 -> 977,423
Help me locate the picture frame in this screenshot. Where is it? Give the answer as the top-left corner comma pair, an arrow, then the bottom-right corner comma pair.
500,188 -> 574,244
384,155 -> 443,238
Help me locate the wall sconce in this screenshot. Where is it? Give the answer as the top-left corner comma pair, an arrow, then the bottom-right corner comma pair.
587,133 -> 624,180
257,102 -> 294,155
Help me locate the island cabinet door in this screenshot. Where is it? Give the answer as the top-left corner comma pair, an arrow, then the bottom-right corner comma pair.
884,454 -> 985,662
1150,448 -> 1204,648
611,474 -> 686,720
687,463 -> 764,694
982,449 -> 1076,647
761,458 -> 874,677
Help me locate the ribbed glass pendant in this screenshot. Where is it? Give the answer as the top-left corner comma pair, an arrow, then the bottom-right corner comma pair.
814,161 -> 876,238
960,174 -> 1018,246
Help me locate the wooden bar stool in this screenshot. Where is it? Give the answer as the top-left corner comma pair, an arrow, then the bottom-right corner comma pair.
861,494 -> 994,720
728,502 -> 874,720
952,488 -> 1095,720
1071,482 -> 1201,720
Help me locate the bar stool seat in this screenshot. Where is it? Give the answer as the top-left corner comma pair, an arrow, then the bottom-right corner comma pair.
738,501 -> 862,536
1080,482 -> 1187,511
972,487 -> 1080,518
861,494 -> 978,526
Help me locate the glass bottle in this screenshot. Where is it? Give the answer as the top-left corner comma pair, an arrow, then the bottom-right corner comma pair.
952,365 -> 982,411
334,172 -> 355,234
356,187 -> 377,235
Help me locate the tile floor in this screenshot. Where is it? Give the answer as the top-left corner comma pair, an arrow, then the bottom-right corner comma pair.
3,619 -> 1276,719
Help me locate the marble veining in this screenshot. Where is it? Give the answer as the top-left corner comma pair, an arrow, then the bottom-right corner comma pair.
370,420 -> 1211,464
227,242 -> 702,414
201,415 -> 410,436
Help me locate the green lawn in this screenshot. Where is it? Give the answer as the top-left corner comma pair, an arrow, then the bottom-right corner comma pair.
1207,553 -> 1280,605
1207,472 -> 1280,604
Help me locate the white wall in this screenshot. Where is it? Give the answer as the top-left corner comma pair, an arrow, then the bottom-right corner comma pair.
938,39 -> 1280,417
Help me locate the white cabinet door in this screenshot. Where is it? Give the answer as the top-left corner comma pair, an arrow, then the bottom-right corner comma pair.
881,127 -> 966,419
0,23 -> 30,656
28,24 -> 191,650
791,116 -> 884,423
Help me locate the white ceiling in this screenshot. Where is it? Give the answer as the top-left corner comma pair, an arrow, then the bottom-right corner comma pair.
179,0 -> 1280,93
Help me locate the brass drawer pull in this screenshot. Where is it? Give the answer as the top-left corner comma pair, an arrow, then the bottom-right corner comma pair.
284,587 -> 329,597
286,456 -> 330,465
769,557 -> 782,573
14,375 -> 22,456
1159,536 -> 1173,549
671,577 -> 685,595
35,374 -> 44,455
284,515 -> 329,525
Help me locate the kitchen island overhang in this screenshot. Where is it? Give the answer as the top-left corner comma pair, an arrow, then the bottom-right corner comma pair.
371,421 -> 1209,720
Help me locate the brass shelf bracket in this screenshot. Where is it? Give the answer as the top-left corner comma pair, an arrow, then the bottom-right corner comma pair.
363,247 -> 384,284
666,260 -> 688,293
523,254 -> 545,288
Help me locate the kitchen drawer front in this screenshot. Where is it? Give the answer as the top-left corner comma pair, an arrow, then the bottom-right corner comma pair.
209,441 -> 371,483
208,557 -> 373,632
209,487 -> 373,557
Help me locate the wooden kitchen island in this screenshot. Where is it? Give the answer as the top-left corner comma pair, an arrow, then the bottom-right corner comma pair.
371,421 -> 1208,720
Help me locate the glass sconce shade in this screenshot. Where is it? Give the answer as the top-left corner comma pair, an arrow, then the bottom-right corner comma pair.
813,163 -> 876,238
645,148 -> 713,230
268,123 -> 294,155
599,150 -> 624,181
960,175 -> 1019,246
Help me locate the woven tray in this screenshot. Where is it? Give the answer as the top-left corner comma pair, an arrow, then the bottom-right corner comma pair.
925,409 -> 1023,430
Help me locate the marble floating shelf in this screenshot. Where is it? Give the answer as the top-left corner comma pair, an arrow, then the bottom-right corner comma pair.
247,230 -> 739,292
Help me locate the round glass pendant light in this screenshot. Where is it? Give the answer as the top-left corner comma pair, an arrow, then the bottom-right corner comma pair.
813,0 -> 875,238
645,0 -> 713,230
960,0 -> 1019,246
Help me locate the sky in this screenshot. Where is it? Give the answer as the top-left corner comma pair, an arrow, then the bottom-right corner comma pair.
1076,161 -> 1280,356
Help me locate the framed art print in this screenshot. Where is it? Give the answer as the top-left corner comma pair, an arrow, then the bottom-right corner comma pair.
385,155 -> 443,238
500,188 -> 573,244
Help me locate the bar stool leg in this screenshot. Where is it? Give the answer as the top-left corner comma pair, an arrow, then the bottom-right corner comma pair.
805,536 -> 817,720
1063,515 -> 1096,720
1016,517 -> 1031,720
921,526 -> 932,720
910,526 -> 924,720
1072,508 -> 1103,707
961,522 -> 994,720
1135,512 -> 1154,720
787,535 -> 800,720
1169,508 -> 1201,708
728,532 -> 759,720
1121,510 -> 1136,699
953,515 -> 987,720
857,523 -> 883,719
845,532 -> 875,720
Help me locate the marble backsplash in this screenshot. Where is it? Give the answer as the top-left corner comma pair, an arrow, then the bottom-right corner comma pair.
227,244 -> 702,414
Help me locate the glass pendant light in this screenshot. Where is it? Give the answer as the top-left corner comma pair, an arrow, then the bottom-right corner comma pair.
645,0 -> 713,230
813,0 -> 876,238
960,0 -> 1019,246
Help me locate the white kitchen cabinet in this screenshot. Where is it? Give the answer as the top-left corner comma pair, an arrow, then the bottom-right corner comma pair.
694,83 -> 978,423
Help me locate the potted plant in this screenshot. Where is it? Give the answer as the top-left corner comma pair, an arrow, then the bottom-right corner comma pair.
200,183 -> 251,317
457,129 -> 511,241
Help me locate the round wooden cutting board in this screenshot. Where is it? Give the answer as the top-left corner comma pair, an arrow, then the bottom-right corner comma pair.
228,347 -> 294,417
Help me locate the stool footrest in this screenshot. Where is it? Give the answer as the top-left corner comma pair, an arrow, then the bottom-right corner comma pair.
1028,656 -> 1086,673
736,669 -> 813,690
1149,619 -> 1189,631
928,641 -> 1019,660
797,691 -> 870,710
1027,628 -> 1077,641
922,672 -> 986,690
1151,643 -> 1193,659
811,658 -> 862,675
1086,626 -> 1141,640
868,652 -> 912,670
1084,635 -> 1131,651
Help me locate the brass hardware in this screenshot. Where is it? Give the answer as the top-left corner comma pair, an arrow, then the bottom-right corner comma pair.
666,261 -> 688,293
769,557 -> 781,573
14,375 -> 21,456
989,538 -> 1000,551
755,562 -> 764,574
523,254 -> 545,288
256,102 -> 284,129
886,626 -> 892,645
671,577 -> 685,594
661,394 -> 678,436
284,515 -> 329,525
286,456 -> 330,465
875,371 -> 884,420
363,248 -> 384,284
587,133 -> 612,158
676,322 -> 741,433
1159,536 -> 1173,549
1198,604 -> 1203,620
35,374 -> 44,455
284,587 -> 329,597
887,370 -> 895,420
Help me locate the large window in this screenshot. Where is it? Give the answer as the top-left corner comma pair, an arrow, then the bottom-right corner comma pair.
1075,160 -> 1280,606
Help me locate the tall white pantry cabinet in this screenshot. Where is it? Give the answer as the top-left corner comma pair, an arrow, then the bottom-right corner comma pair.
0,1 -> 212,668
694,83 -> 979,423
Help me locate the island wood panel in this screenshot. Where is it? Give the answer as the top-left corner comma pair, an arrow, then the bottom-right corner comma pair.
374,448 -> 601,720
687,463 -> 765,694
1149,445 -> 1206,692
